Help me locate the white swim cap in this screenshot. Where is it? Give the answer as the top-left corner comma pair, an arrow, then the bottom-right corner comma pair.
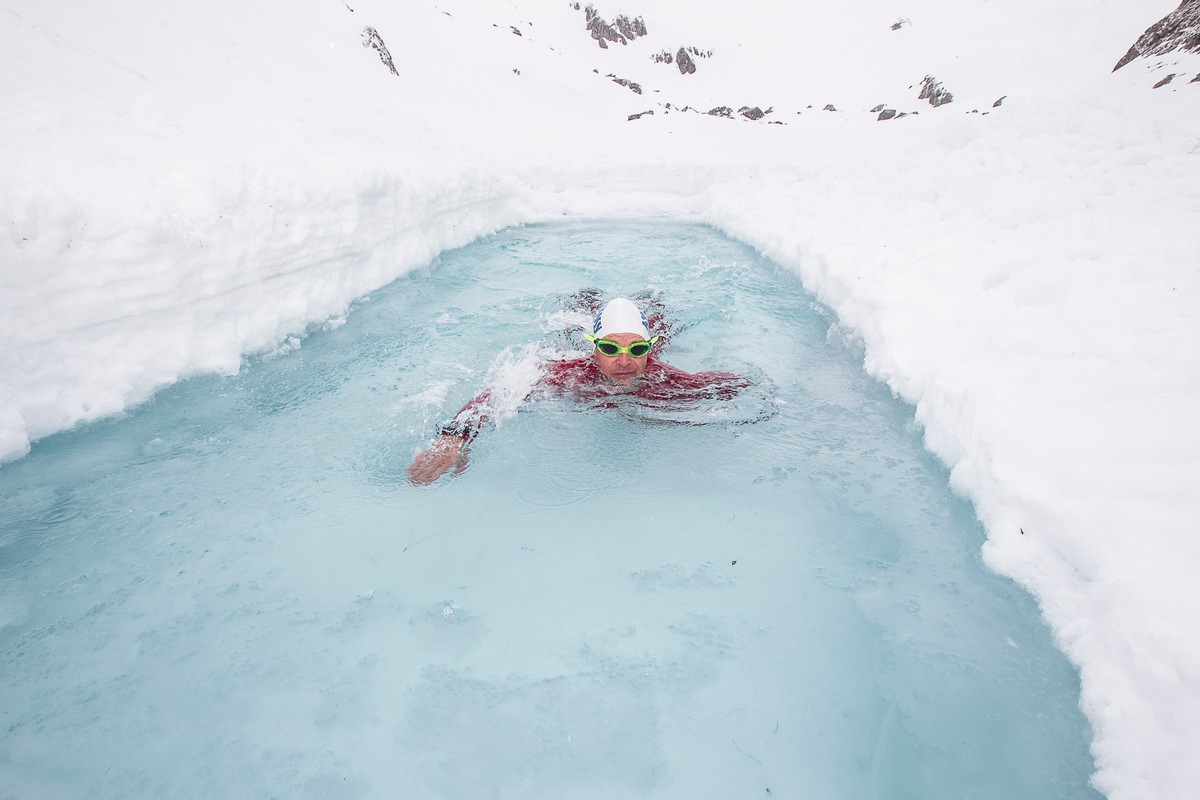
592,297 -> 651,340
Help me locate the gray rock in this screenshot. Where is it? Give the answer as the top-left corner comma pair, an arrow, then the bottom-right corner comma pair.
583,4 -> 647,49
608,75 -> 643,94
1113,0 -> 1200,70
1153,73 -> 1177,87
739,106 -> 765,120
677,47 -> 696,74
877,109 -> 898,121
361,26 -> 397,76
707,106 -> 733,118
614,14 -> 647,40
919,75 -> 954,106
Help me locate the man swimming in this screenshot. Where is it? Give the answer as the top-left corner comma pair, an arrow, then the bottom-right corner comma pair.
406,297 -> 749,485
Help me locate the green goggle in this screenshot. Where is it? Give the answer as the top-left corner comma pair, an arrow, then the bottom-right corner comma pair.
583,333 -> 659,358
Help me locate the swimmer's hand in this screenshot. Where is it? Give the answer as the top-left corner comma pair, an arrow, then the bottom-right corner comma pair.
406,435 -> 470,486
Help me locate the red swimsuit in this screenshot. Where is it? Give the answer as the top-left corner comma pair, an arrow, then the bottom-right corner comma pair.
441,355 -> 750,439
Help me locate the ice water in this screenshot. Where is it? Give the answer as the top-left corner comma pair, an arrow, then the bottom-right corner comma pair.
0,221 -> 1100,799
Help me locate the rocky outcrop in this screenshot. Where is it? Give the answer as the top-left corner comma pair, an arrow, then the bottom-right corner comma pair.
707,106 -> 733,118
676,47 -> 696,74
608,75 -> 642,94
362,26 -> 397,76
1113,0 -> 1200,70
652,46 -> 710,74
871,104 -> 907,121
582,4 -> 647,49
918,75 -> 953,106
739,106 -> 766,120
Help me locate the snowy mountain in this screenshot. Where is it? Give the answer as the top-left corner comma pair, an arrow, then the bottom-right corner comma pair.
1114,0 -> 1200,75
2,1 -> 1199,798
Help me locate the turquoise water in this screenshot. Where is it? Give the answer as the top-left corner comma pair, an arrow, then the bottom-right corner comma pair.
0,222 -> 1100,799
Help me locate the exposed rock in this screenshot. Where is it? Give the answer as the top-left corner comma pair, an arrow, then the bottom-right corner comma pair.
707,106 -> 733,118
993,95 -> 1007,107
676,47 -> 696,74
877,108 -> 898,120
1193,72 -> 1200,82
1154,72 -> 1177,87
608,75 -> 643,94
1114,48 -> 1139,71
739,106 -> 765,120
918,75 -> 954,106
614,14 -> 647,40
891,18 -> 910,31
510,25 -> 522,36
1113,0 -> 1200,70
870,104 -> 886,112
361,26 -> 397,76
652,46 -> 710,72
823,103 -> 837,111
628,110 -> 654,121
582,4 -> 647,49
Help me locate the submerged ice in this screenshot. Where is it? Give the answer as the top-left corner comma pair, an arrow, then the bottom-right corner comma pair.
0,222 -> 1099,799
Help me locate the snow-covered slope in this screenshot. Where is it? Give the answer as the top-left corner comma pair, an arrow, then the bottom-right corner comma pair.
3,1 -> 1199,798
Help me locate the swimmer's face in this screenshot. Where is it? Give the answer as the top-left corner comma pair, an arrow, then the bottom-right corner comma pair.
593,332 -> 650,383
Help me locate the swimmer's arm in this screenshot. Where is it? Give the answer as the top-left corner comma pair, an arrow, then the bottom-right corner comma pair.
405,391 -> 489,486
407,364 -> 562,485
406,434 -> 470,485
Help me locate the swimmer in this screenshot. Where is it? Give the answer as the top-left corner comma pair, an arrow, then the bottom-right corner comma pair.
406,297 -> 749,485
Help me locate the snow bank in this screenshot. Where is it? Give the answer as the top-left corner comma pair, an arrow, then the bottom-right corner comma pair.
3,1 -> 1199,798
1,152 -> 531,458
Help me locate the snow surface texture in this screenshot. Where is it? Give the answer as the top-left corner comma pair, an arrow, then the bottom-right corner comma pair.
1,1 -> 1198,798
